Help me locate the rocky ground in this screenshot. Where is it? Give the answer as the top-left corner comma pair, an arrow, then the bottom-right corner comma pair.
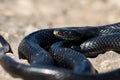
0,0 -> 120,80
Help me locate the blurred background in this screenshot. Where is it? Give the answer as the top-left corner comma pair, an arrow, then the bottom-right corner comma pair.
0,0 -> 120,80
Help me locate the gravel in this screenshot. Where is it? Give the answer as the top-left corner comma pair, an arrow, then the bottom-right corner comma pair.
0,0 -> 120,80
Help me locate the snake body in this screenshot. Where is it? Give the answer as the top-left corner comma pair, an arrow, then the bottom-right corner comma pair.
0,23 -> 120,80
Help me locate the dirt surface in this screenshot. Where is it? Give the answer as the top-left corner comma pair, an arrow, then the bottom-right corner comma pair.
0,0 -> 120,80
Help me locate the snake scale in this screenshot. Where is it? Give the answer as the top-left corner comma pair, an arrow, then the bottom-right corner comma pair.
0,22 -> 120,80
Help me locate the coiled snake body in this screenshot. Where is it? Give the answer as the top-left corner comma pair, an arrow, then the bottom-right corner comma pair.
0,22 -> 120,80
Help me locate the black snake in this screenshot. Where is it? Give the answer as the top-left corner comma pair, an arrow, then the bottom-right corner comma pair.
0,22 -> 120,80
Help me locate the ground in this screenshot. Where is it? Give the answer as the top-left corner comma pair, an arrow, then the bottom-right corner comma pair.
0,0 -> 120,80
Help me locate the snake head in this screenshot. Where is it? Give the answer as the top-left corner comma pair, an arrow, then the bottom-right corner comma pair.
54,27 -> 99,42
53,28 -> 84,41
